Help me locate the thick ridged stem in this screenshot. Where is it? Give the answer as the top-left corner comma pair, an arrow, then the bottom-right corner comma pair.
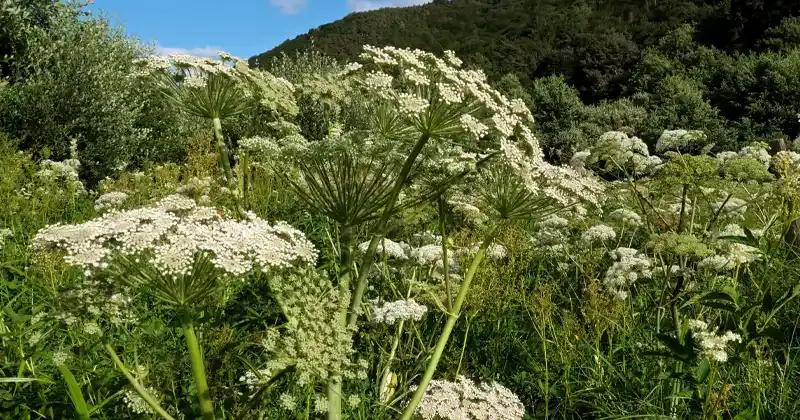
399,224 -> 499,420
347,133 -> 430,328
328,226 -> 356,420
104,343 -> 176,420
212,117 -> 243,218
182,318 -> 215,420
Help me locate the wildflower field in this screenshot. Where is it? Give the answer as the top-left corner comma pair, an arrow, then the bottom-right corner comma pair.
3,2 -> 800,420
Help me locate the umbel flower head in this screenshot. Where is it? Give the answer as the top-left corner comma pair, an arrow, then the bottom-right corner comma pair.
33,194 -> 317,306
343,46 -> 604,209
135,52 -> 298,120
416,376 -> 525,420
688,319 -> 742,363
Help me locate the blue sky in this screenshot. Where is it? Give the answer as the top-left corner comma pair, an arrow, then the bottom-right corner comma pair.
88,0 -> 432,59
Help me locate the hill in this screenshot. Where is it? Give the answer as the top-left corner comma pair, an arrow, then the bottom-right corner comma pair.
251,0 -> 800,103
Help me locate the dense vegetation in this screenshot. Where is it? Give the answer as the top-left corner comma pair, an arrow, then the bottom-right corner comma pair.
2,1 -> 800,420
256,0 -> 800,156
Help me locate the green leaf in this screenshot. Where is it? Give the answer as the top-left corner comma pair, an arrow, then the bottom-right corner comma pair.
700,301 -> 738,313
57,365 -> 90,420
695,359 -> 711,383
2,305 -> 28,325
703,291 -> 737,304
657,334 -> 691,360
732,409 -> 757,420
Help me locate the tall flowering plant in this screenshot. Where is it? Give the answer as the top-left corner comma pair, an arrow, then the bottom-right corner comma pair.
33,194 -> 317,420
280,45 -> 603,419
134,52 -> 299,216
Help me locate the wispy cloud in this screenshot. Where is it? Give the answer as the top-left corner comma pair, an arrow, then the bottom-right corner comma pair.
347,0 -> 432,12
271,0 -> 307,14
154,44 -> 223,58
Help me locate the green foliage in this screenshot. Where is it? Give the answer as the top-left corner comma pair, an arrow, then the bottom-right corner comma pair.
0,2 -> 193,183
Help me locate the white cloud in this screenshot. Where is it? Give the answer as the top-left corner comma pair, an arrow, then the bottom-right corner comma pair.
154,44 -> 223,58
271,0 -> 307,14
347,0 -> 432,12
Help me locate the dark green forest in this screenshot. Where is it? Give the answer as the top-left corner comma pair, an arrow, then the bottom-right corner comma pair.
254,0 -> 800,158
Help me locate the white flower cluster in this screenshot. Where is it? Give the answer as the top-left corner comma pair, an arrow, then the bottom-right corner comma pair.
410,244 -> 448,266
94,192 -> 128,212
715,151 -> 738,166
370,298 -> 428,325
135,52 -> 299,116
279,393 -> 298,411
0,228 -> 12,249
52,351 -> 71,366
607,208 -> 643,228
688,319 -> 742,363
737,143 -> 772,169
352,45 -> 603,208
32,195 -> 317,278
580,224 -> 616,245
416,376 -> 525,420
37,139 -> 85,196
123,388 -> 160,415
484,243 -> 508,260
358,238 -> 409,260
655,129 -> 707,153
697,254 -> 735,272
726,243 -> 761,265
448,197 -> 489,225
604,247 -> 652,300
239,368 -> 272,391
532,215 -> 569,252
586,131 -> 661,174
239,136 -> 279,155
772,150 -> 800,180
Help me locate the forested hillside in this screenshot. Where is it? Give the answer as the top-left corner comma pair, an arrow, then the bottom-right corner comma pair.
254,0 -> 800,156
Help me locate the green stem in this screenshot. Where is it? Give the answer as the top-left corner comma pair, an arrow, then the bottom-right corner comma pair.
379,319 -> 405,402
399,224 -> 499,420
703,361 -> 718,419
347,133 -> 430,328
677,184 -> 688,234
328,226 -> 357,420
182,317 -> 215,420
242,152 -> 250,210
669,272 -> 686,416
103,343 -> 176,420
454,313 -> 472,379
438,196 -> 452,311
212,117 -> 243,218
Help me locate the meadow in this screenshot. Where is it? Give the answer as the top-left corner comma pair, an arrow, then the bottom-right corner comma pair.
2,2 -> 800,420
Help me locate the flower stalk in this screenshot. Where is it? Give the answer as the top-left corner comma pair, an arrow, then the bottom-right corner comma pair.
212,117 -> 243,218
347,132 -> 430,328
181,317 -> 215,420
103,343 -> 176,420
327,225 -> 357,420
399,223 -> 500,420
